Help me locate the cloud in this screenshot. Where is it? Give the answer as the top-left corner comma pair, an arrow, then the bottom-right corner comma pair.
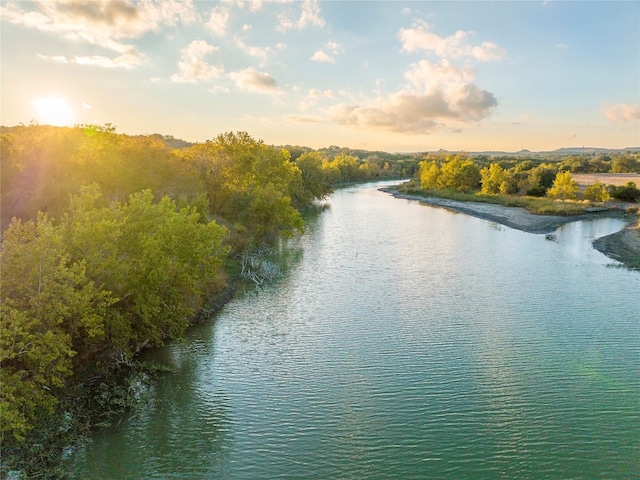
299,88 -> 335,109
170,40 -> 223,83
1,0 -> 196,67
554,43 -> 569,49
311,50 -> 333,63
602,102 -> 640,124
311,41 -> 344,63
38,48 -> 143,69
328,58 -> 497,134
286,115 -> 323,123
399,20 -> 506,61
229,68 -> 281,94
277,0 -> 324,31
205,5 -> 229,36
234,37 -> 274,60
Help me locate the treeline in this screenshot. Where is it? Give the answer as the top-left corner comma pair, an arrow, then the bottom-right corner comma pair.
414,152 -> 640,203
0,124 -> 346,475
471,151 -> 640,174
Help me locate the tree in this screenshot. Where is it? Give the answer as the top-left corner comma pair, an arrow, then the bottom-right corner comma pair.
480,163 -> 506,194
608,182 -> 640,202
295,152 -> 330,204
438,155 -> 481,192
1,215 -> 113,441
583,181 -> 610,203
176,132 -> 306,247
611,156 -> 639,173
419,160 -> 440,189
547,171 -> 579,203
60,186 -> 229,356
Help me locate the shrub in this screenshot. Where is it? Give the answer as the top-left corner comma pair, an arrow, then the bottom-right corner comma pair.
526,186 -> 547,197
609,182 -> 640,202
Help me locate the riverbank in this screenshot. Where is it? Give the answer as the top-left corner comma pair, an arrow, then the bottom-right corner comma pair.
382,188 -> 639,270
593,228 -> 640,270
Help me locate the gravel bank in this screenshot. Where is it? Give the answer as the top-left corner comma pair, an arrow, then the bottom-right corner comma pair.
593,228 -> 640,271
382,189 -> 617,234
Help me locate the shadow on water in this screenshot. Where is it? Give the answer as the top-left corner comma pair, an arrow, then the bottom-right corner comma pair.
66,323 -> 234,479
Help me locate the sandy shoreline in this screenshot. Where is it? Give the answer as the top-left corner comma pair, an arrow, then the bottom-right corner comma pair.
381,188 -> 621,234
382,188 -> 639,271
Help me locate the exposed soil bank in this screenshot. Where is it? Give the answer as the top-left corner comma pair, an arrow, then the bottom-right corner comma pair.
593,228 -> 640,271
382,189 -> 627,233
382,188 -> 639,271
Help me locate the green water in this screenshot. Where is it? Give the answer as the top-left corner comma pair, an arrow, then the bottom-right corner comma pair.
69,182 -> 640,479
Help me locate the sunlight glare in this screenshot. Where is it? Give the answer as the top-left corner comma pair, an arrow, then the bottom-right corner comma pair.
31,97 -> 75,126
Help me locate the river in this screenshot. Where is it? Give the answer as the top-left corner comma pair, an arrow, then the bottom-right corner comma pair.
69,181 -> 640,479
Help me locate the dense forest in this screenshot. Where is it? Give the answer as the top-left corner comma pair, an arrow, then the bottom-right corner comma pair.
0,124 -> 419,477
408,151 -> 640,206
1,124 -> 638,476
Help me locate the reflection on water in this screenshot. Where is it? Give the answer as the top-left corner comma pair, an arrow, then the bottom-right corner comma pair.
553,217 -> 629,265
69,182 -> 640,479
71,324 -> 234,479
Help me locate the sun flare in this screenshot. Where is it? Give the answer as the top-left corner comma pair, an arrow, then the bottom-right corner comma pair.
31,97 -> 75,126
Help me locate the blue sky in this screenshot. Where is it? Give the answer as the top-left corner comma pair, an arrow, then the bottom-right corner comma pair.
1,0 -> 638,152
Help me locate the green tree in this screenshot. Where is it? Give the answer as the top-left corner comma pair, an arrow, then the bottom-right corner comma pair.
480,163 -> 506,194
328,153 -> 360,183
1,215 -> 113,442
176,132 -> 305,247
610,156 -> 639,173
419,161 -> 440,189
295,151 -> 330,204
583,181 -> 610,203
438,155 -> 481,192
547,171 -> 579,203
60,186 -> 229,356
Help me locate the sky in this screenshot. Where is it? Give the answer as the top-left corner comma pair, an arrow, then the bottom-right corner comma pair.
1,0 -> 639,152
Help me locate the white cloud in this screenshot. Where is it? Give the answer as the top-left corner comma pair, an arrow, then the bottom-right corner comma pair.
205,6 -> 229,36
1,0 -> 196,67
277,0 -> 324,31
275,42 -> 287,50
310,41 -> 343,63
242,24 -> 252,32
328,58 -> 497,134
37,53 -> 69,63
399,20 -> 506,62
171,40 -> 223,83
309,88 -> 335,99
555,43 -> 569,49
602,102 -> 640,124
38,48 -> 143,69
311,50 -> 334,63
73,51 -> 143,69
287,114 -> 323,123
235,37 -> 274,60
229,68 -> 281,94
300,88 -> 335,110
82,102 -> 92,109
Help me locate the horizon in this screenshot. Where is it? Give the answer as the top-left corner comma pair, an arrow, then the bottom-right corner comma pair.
1,1 -> 639,152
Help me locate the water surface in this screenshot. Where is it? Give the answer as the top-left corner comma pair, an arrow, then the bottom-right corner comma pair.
70,182 -> 640,479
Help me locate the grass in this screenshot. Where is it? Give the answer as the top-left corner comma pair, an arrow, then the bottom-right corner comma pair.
397,181 -> 592,216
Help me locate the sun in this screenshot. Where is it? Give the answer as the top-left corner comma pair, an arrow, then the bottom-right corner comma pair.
31,97 -> 75,126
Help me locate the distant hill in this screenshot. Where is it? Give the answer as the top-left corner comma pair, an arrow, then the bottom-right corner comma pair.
457,147 -> 640,157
